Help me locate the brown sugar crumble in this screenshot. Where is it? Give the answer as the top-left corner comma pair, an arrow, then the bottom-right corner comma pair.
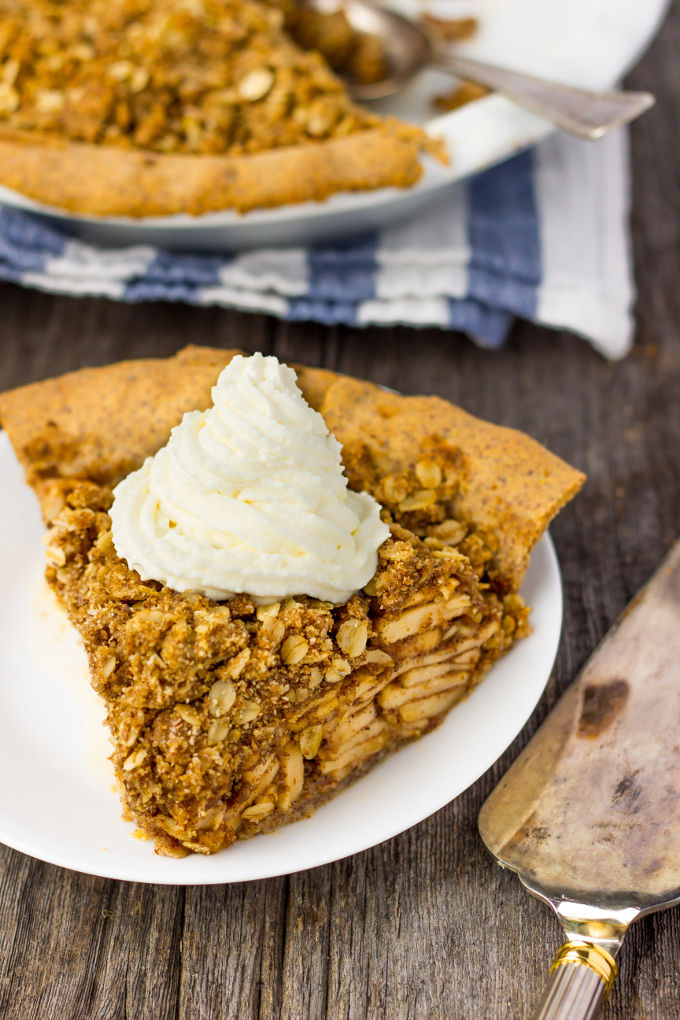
419,14 -> 478,44
0,1 -> 482,154
44,458 -> 528,857
434,81 -> 490,114
0,0 -> 389,155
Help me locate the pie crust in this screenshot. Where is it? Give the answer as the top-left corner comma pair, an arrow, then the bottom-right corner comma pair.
0,122 -> 430,217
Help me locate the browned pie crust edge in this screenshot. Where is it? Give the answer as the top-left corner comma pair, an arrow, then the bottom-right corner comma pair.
0,123 -> 436,218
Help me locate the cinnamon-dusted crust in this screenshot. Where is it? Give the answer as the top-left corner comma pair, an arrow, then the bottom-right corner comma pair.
0,122 -> 432,218
0,346 -> 240,515
0,349 -> 583,857
290,362 -> 338,411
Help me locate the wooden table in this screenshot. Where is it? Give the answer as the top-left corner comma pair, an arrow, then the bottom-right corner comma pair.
1,11 -> 679,1019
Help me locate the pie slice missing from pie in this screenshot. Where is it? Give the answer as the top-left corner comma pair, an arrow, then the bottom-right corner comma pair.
0,347 -> 584,857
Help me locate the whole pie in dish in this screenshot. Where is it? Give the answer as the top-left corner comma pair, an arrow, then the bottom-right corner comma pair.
0,0 -> 443,217
0,347 -> 584,857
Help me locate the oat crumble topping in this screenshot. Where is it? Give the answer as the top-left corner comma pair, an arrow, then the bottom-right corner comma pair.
45,462 -> 528,856
0,0 -> 384,155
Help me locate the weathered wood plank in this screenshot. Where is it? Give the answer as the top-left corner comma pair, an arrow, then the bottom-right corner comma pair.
179,879 -> 287,1020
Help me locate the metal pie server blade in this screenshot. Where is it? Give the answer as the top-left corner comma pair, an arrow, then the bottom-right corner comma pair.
479,539 -> 680,1020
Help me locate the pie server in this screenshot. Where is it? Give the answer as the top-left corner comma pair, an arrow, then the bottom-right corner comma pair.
478,539 -> 680,1019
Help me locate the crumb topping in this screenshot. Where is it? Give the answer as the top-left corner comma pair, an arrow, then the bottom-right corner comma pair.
45,472 -> 528,856
0,0 -> 384,154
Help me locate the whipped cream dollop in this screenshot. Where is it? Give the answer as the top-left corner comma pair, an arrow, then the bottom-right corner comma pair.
109,353 -> 389,604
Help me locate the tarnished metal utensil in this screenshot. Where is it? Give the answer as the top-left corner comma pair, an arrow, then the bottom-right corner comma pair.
479,540 -> 680,1020
304,0 -> 655,138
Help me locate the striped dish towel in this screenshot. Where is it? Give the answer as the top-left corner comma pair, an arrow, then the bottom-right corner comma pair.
0,128 -> 634,359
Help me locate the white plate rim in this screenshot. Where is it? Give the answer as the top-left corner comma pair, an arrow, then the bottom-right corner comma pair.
0,429 -> 563,884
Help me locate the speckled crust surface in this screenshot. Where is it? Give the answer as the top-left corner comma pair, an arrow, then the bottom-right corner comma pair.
0,348 -> 582,856
0,346 -> 241,517
0,122 -> 431,217
0,344 -> 583,555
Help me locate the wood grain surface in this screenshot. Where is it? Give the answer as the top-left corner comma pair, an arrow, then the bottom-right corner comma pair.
0,8 -> 679,1019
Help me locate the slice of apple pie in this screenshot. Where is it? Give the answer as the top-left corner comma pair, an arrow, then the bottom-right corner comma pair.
0,347 -> 584,856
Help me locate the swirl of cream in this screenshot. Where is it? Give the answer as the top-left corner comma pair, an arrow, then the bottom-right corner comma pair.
109,353 -> 390,603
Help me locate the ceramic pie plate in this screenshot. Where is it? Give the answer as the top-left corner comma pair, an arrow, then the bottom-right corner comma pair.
0,430 -> 562,884
0,0 -> 669,250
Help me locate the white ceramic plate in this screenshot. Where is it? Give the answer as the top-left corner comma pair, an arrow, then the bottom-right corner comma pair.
0,0 -> 668,250
0,430 -> 562,883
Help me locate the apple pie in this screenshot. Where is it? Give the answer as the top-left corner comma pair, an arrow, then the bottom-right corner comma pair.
0,0 -> 443,216
0,347 -> 584,856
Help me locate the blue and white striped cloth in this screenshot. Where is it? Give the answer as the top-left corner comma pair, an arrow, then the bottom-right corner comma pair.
0,128 -> 634,358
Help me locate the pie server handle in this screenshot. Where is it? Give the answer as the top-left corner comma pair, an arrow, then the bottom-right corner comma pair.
532,940 -> 619,1020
